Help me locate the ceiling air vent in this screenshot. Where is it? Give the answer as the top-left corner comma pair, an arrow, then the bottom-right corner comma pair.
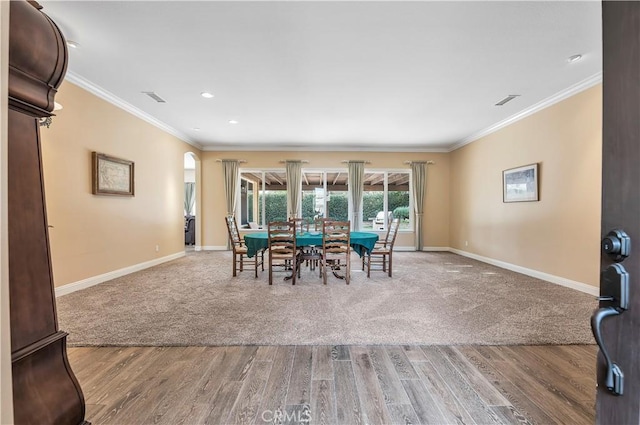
142,91 -> 166,103
495,95 -> 520,106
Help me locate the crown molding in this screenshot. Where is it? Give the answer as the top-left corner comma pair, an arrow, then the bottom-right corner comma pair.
201,143 -> 450,153
64,71 -> 202,150
449,71 -> 603,152
64,70 -> 602,155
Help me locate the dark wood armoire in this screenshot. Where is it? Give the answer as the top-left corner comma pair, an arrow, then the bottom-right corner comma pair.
8,1 -> 88,423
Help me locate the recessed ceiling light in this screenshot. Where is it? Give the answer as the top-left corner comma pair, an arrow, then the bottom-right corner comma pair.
66,40 -> 80,49
193,127 -> 200,131
229,120 -> 239,125
200,92 -> 214,99
568,54 -> 582,63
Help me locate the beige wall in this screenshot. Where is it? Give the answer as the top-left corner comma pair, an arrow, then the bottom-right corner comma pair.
37,79 -> 601,290
450,85 -> 602,286
41,81 -> 201,287
200,151 -> 450,249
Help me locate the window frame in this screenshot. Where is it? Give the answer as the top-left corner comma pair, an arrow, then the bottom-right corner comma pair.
363,168 -> 413,233
238,167 -> 412,232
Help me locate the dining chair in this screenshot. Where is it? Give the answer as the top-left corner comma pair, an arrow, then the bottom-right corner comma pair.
363,218 -> 400,277
320,220 -> 351,284
289,217 -> 309,234
268,221 -> 300,285
290,217 -> 318,272
224,215 -> 264,278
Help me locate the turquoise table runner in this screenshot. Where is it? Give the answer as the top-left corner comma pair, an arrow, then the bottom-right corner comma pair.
244,231 -> 379,258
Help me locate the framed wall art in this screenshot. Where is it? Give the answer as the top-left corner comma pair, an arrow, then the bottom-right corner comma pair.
92,152 -> 135,196
503,163 -> 538,203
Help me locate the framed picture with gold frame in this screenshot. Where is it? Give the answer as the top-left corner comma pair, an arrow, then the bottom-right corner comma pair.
92,152 -> 135,196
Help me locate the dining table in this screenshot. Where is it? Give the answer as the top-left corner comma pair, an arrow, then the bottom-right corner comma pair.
243,231 -> 379,258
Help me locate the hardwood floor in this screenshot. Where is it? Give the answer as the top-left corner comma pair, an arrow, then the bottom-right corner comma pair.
68,345 -> 597,425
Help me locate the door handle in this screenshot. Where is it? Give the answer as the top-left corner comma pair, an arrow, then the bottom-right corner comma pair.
591,260 -> 629,396
591,306 -> 624,395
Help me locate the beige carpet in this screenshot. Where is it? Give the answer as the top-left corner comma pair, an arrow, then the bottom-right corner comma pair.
56,251 -> 596,346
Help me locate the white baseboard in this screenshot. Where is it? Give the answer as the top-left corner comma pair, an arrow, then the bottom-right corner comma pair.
55,252 -> 186,297
449,248 -> 599,296
394,246 -> 416,252
201,246 -> 228,251
422,246 -> 451,252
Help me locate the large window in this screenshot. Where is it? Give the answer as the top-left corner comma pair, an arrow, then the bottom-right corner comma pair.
326,171 -> 348,221
363,171 -> 411,231
240,170 -> 288,227
302,171 -> 325,224
239,168 -> 410,231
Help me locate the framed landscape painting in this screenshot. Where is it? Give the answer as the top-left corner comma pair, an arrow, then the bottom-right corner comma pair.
92,152 -> 135,196
503,163 -> 538,203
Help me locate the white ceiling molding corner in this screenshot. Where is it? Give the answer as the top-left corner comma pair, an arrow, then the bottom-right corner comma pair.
450,71 -> 603,152
64,71 -> 202,150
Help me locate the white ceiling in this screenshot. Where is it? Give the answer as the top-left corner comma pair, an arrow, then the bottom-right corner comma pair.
41,1 -> 602,152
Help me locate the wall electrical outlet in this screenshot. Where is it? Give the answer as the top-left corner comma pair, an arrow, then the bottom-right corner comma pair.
465,240 -> 468,247
155,245 -> 159,252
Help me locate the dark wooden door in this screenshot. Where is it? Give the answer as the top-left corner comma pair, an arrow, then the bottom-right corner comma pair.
596,2 -> 640,423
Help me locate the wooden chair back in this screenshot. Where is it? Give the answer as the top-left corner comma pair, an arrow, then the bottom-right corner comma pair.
268,221 -> 298,284
268,221 -> 297,258
363,218 -> 399,278
225,215 -> 263,277
225,215 -> 243,248
321,220 -> 351,284
382,218 -> 401,247
289,217 -> 308,234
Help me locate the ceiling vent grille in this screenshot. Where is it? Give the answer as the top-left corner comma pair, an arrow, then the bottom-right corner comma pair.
142,91 -> 166,103
495,94 -> 520,106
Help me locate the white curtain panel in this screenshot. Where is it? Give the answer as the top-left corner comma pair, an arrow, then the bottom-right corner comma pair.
411,162 -> 426,251
286,161 -> 302,219
222,159 -> 239,216
347,161 -> 365,231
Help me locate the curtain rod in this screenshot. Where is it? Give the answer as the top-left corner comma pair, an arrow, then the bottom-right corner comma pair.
278,160 -> 309,163
341,160 -> 371,164
404,160 -> 435,165
216,159 -> 247,163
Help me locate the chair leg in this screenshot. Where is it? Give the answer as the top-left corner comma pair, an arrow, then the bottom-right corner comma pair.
322,259 -> 327,285
367,254 -> 371,278
240,254 -> 244,272
232,252 -> 237,277
291,257 -> 297,285
254,250 -> 264,278
388,253 -> 392,277
268,256 -> 273,285
346,257 -> 350,285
